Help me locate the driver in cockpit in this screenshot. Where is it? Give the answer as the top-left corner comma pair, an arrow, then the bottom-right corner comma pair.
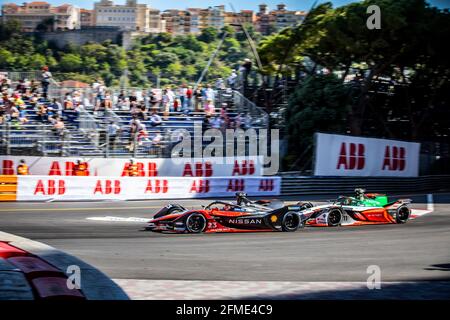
236,192 -> 251,206
354,188 -> 366,202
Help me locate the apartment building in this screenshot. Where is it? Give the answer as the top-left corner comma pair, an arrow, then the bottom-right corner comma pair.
80,9 -> 95,27
1,1 -> 80,32
94,0 -> 149,32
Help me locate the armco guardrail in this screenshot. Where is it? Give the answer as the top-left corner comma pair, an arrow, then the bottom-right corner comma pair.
281,175 -> 450,195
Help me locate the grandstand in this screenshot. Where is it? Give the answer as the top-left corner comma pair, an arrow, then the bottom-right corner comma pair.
0,72 -> 269,159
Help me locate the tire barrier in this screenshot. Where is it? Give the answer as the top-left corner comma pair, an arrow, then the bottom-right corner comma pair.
0,175 -> 17,201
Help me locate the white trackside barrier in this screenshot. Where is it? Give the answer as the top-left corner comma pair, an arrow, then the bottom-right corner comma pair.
0,156 -> 264,177
314,133 -> 420,177
16,176 -> 281,201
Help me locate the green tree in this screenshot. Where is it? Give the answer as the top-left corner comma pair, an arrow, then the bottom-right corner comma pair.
59,53 -> 83,72
198,27 -> 218,43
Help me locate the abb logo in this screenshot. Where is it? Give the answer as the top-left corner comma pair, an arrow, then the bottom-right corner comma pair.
231,160 -> 255,176
34,180 -> 66,195
94,180 -> 121,194
382,146 -> 406,171
259,179 -> 275,192
121,162 -> 158,177
336,143 -> 365,170
182,162 -> 213,177
189,180 -> 210,193
144,180 -> 168,193
227,179 -> 245,192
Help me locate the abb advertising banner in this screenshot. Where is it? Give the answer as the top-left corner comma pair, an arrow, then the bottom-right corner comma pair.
16,176 -> 281,201
314,133 -> 420,177
0,156 -> 263,177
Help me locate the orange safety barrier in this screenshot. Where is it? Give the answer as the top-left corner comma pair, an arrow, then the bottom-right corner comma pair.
0,175 -> 17,201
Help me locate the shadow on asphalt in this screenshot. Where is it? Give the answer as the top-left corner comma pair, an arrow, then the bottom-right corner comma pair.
425,264 -> 450,271
238,281 -> 450,300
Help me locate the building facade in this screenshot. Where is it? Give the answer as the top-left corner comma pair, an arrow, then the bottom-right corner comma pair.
80,9 -> 95,27
94,0 -> 150,32
1,1 -> 80,32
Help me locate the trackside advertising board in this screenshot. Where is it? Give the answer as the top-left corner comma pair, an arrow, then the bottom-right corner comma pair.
314,133 -> 420,177
16,176 -> 281,201
0,156 -> 263,177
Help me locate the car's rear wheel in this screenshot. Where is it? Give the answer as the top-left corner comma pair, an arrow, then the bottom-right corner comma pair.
396,206 -> 410,224
186,213 -> 207,233
327,209 -> 342,227
281,212 -> 301,232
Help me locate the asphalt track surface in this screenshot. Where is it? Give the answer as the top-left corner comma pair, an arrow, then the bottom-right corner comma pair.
1,193 -> 449,285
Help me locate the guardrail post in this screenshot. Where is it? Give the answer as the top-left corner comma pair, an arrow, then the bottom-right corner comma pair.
42,124 -> 47,156
133,131 -> 138,158
105,130 -> 110,158
5,122 -> 10,155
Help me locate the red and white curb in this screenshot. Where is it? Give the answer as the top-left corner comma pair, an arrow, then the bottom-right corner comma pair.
0,232 -> 129,300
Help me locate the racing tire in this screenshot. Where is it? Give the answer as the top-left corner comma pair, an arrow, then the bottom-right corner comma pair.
281,212 -> 301,232
153,204 -> 185,219
396,205 -> 410,224
327,209 -> 342,227
185,213 -> 207,233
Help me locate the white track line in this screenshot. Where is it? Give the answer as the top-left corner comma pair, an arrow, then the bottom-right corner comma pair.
86,216 -> 150,223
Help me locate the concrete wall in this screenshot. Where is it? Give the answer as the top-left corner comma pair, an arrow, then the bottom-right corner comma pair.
39,27 -> 122,48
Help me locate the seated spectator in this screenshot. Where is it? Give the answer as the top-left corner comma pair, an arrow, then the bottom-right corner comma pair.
18,105 -> 28,125
52,117 -> 65,136
9,105 -> 20,122
37,103 -> 47,122
64,93 -> 74,110
149,109 -> 162,127
211,115 -> 223,129
152,130 -> 162,146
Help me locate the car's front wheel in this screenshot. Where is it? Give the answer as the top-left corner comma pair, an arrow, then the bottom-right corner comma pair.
327,209 -> 342,227
185,213 -> 207,233
281,212 -> 301,232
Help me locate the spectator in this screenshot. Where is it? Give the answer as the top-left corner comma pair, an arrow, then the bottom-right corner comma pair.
18,105 -> 28,125
211,115 -> 223,129
52,117 -> 65,137
41,66 -> 52,99
37,103 -> 47,122
193,85 -> 203,112
227,70 -> 238,88
73,159 -> 88,176
64,93 -> 74,110
186,86 -> 193,110
204,99 -> 215,117
205,84 -> 215,103
125,159 -> 139,177
149,109 -> 162,127
107,121 -> 121,150
17,159 -> 29,175
152,130 -> 162,146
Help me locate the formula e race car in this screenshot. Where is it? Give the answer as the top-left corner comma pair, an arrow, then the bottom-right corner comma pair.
298,188 -> 412,227
146,193 -> 303,233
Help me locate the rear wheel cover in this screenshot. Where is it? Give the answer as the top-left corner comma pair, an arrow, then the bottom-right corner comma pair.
186,213 -> 207,233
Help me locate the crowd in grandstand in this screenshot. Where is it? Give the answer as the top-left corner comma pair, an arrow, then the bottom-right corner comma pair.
0,66 -> 255,157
